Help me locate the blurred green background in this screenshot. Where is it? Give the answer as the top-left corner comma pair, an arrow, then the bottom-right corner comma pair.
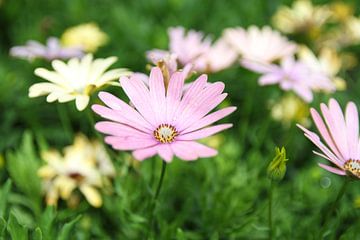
1,0 -> 360,239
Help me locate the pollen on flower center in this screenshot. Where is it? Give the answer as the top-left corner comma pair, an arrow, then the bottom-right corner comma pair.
154,124 -> 178,143
344,159 -> 360,178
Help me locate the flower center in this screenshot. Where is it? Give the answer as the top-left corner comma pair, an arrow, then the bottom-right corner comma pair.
344,159 -> 360,178
154,124 -> 178,143
68,172 -> 85,182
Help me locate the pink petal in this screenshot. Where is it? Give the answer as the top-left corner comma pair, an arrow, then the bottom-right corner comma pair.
258,74 -> 281,85
178,93 -> 228,131
310,108 -> 343,161
321,101 -> 348,160
166,72 -> 186,123
345,101 -> 359,159
175,81 -> 224,129
183,141 -> 218,158
318,163 -> 346,176
133,146 -> 158,161
157,144 -> 174,162
95,121 -> 150,138
120,75 -> 157,125
182,107 -> 237,134
105,136 -> 157,150
297,124 -> 343,167
170,142 -> 198,161
92,104 -> 151,133
149,67 -> 166,124
96,92 -> 153,131
177,124 -> 232,140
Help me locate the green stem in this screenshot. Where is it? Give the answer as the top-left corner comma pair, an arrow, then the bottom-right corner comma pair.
318,178 -> 350,239
57,104 -> 73,142
147,160 -> 167,238
268,180 -> 274,240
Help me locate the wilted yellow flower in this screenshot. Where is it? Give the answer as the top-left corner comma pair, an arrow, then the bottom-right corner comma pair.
298,46 -> 346,90
267,147 -> 288,181
38,134 -> 115,208
61,23 -> 108,53
330,2 -> 354,22
29,54 -> 131,111
270,94 -> 310,127
272,0 -> 332,37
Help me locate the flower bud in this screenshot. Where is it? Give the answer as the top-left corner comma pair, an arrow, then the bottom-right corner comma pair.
267,147 -> 288,181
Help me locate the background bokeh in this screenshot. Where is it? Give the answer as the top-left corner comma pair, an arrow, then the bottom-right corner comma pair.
1,0 -> 360,239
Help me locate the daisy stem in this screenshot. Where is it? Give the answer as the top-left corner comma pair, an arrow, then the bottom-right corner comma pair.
268,180 -> 274,240
148,160 -> 167,237
318,178 -> 350,238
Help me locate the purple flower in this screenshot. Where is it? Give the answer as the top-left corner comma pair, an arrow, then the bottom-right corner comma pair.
10,37 -> 84,61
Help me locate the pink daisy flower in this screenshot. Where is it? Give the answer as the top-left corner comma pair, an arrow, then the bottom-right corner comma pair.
92,67 -> 235,162
297,98 -> 360,177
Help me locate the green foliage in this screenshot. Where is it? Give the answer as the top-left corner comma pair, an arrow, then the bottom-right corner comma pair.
7,212 -> 28,240
0,0 -> 360,239
6,132 -> 42,216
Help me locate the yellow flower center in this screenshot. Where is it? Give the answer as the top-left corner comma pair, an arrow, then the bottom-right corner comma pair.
154,124 -> 178,143
344,159 -> 360,178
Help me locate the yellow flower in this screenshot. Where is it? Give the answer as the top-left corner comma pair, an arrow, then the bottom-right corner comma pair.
38,134 -> 115,208
270,94 -> 310,127
344,16 -> 360,44
297,45 -> 346,90
272,0 -> 332,37
61,23 -> 108,53
330,2 -> 354,22
29,54 -> 131,111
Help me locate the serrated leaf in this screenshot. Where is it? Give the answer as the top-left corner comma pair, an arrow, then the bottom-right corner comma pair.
0,180 -> 11,218
57,215 -> 82,240
33,227 -> 43,240
7,212 -> 28,240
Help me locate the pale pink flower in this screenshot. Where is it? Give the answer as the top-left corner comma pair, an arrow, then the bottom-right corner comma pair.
242,57 -> 335,102
193,38 -> 237,73
168,26 -> 211,65
224,26 -> 297,64
92,67 -> 235,162
10,37 -> 84,61
297,99 -> 360,178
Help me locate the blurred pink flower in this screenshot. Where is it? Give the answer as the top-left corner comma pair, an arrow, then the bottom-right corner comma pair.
92,67 -> 235,162
193,38 -> 237,73
242,57 -> 335,102
147,26 -> 235,74
168,26 -> 211,65
224,26 -> 297,64
10,37 -> 84,61
297,99 -> 360,178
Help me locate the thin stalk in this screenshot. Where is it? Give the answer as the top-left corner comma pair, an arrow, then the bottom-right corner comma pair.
268,180 -> 274,240
318,178 -> 350,238
147,160 -> 167,238
57,104 -> 73,142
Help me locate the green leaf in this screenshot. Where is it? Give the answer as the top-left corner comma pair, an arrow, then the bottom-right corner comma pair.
6,132 -> 42,216
40,206 -> 56,240
0,217 -> 6,238
7,212 -> 28,240
33,227 -> 43,240
0,180 -> 11,218
57,215 -> 82,240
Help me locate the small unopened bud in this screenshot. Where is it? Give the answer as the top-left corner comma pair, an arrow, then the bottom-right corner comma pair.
267,147 -> 288,181
157,60 -> 170,89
